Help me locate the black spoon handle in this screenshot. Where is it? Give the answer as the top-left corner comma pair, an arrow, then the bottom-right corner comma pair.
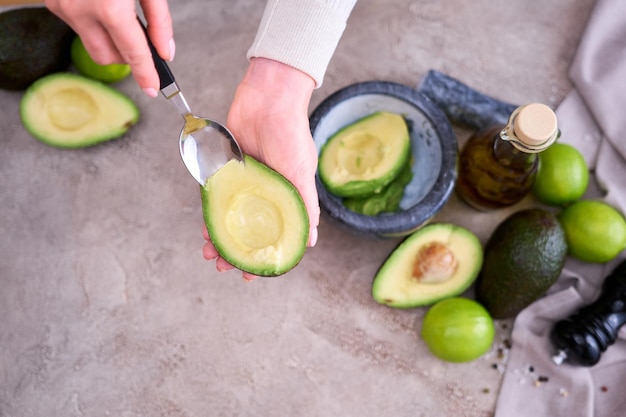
550,259 -> 626,366
137,16 -> 176,91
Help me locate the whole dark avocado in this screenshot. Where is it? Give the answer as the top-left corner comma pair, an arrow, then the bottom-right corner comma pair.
0,7 -> 74,90
476,208 -> 567,319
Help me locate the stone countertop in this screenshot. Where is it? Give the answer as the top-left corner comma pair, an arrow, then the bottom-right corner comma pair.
0,0 -> 596,415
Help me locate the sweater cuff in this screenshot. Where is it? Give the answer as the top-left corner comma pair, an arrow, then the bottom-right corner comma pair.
247,0 -> 354,87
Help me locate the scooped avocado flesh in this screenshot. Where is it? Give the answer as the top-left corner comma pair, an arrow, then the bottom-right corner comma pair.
20,72 -> 139,148
372,223 -> 483,308
319,111 -> 411,198
202,155 -> 309,276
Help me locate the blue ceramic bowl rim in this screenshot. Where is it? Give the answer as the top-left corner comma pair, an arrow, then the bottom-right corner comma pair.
310,80 -> 458,237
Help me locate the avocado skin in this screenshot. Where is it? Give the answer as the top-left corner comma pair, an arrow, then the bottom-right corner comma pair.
372,223 -> 483,308
201,155 -> 309,277
20,72 -> 140,147
343,156 -> 413,216
476,208 -> 567,319
318,111 -> 411,198
0,7 -> 75,90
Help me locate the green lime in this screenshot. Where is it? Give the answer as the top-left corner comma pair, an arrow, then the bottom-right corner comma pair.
559,200 -> 626,263
421,297 -> 495,362
71,36 -> 131,83
533,143 -> 589,206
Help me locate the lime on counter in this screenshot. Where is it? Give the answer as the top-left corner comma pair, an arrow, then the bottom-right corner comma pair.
559,200 -> 626,263
533,143 -> 589,206
421,297 -> 495,362
71,36 -> 131,83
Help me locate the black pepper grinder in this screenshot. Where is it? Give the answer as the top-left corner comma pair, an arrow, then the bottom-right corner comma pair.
551,259 -> 626,366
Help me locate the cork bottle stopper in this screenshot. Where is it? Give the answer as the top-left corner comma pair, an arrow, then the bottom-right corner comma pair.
513,103 -> 558,147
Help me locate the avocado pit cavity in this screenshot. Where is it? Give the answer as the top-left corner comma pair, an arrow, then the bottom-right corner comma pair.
47,87 -> 98,131
337,132 -> 386,176
412,242 -> 458,283
226,194 -> 283,249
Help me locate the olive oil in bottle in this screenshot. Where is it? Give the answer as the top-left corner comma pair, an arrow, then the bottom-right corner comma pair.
456,103 -> 558,211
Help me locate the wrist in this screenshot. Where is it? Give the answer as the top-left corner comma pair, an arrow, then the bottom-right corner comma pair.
242,58 -> 315,106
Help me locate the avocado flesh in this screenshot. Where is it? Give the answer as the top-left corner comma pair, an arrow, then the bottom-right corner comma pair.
343,155 -> 413,216
202,155 -> 309,277
476,208 -> 567,319
372,223 -> 483,308
19,73 -> 139,148
0,7 -> 74,90
319,111 -> 411,198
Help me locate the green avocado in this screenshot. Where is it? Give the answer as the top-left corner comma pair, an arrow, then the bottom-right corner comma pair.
343,155 -> 413,216
201,155 -> 309,277
318,111 -> 411,198
372,223 -> 483,308
475,208 -> 567,319
20,72 -> 139,148
0,7 -> 75,90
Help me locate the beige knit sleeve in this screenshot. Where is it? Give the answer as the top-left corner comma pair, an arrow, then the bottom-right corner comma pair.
247,0 -> 358,87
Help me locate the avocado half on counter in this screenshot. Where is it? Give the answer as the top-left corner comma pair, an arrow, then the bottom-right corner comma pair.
372,223 -> 483,308
19,72 -> 139,148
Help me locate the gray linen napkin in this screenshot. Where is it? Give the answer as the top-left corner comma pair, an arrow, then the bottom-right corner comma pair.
494,0 -> 626,415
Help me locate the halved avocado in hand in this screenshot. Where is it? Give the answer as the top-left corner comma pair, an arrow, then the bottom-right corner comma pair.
318,111 -> 411,197
201,155 -> 309,277
372,223 -> 483,308
20,72 -> 139,148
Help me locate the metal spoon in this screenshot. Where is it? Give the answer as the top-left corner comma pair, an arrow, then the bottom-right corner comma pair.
139,18 -> 244,185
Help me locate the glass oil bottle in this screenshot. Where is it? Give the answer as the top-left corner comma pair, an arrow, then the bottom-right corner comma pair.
456,103 -> 559,211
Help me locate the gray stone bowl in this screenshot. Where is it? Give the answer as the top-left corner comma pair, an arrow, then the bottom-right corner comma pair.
310,81 -> 457,238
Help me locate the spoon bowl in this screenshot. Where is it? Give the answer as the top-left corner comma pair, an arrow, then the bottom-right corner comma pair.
179,116 -> 243,185
139,17 -> 243,185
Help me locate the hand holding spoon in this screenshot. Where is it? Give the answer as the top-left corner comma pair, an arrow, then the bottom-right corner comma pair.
138,18 -> 244,184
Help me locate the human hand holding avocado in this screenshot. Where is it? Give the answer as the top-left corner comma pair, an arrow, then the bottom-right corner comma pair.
202,58 -> 320,281
43,0 -> 356,279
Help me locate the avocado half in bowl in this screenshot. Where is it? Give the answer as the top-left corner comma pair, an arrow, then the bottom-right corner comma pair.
310,81 -> 457,238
